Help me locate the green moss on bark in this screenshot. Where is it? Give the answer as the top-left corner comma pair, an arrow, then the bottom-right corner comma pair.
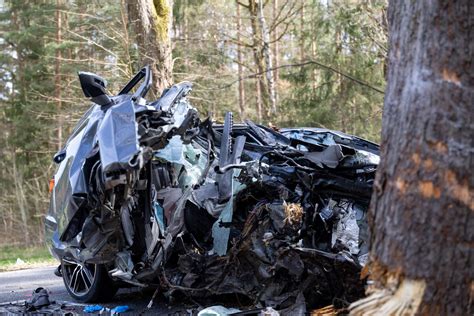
152,0 -> 170,41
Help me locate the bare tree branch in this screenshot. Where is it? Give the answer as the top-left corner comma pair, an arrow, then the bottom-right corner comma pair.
207,59 -> 385,94
236,0 -> 250,9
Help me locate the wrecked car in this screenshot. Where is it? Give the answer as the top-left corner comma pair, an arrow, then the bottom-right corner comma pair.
44,66 -> 379,311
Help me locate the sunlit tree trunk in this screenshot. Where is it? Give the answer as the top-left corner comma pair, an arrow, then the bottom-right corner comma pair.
241,0 -> 269,119
272,0 -> 279,105
351,1 -> 473,315
236,3 -> 245,120
299,1 -> 304,62
310,3 -> 317,92
258,0 -> 276,114
255,77 -> 262,123
12,152 -> 29,244
127,0 -> 173,97
120,0 -> 134,76
55,0 -> 63,149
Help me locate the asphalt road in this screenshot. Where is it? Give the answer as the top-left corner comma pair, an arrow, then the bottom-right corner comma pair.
0,266 -> 189,315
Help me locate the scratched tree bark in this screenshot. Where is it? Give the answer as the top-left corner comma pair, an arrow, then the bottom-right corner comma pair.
351,1 -> 473,315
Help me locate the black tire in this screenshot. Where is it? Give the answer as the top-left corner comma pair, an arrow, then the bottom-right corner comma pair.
61,258 -> 118,302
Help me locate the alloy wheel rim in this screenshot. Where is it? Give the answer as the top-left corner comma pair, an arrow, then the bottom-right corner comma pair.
62,258 -> 97,296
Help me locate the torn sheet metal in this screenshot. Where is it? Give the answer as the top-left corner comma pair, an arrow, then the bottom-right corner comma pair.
98,99 -> 139,173
46,68 -> 380,313
303,144 -> 346,168
212,169 -> 246,255
331,200 -> 360,255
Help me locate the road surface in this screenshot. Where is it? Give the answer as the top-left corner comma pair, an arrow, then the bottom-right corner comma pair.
0,266 -> 187,314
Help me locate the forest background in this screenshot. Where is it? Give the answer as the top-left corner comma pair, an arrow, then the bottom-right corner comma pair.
0,0 -> 387,247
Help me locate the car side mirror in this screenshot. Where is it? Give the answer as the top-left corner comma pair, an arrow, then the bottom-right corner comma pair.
78,72 -> 112,106
53,149 -> 66,164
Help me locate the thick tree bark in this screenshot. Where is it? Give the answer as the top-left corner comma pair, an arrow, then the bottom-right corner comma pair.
351,1 -> 473,315
127,0 -> 173,97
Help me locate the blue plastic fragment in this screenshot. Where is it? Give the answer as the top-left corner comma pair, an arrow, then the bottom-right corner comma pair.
83,305 -> 103,313
111,305 -> 129,314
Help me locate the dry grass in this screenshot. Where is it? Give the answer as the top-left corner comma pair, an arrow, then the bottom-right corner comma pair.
0,245 -> 58,272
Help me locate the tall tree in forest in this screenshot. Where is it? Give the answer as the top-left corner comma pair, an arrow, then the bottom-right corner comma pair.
257,0 -> 276,114
236,0 -> 300,120
55,0 -> 63,149
236,3 -> 245,119
237,0 -> 271,120
350,1 -> 473,315
271,0 -> 279,105
127,0 -> 173,96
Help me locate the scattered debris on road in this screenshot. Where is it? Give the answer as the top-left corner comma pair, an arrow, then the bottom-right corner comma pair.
0,288 -> 87,314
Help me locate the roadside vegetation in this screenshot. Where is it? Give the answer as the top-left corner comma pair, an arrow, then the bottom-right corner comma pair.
0,245 -> 56,272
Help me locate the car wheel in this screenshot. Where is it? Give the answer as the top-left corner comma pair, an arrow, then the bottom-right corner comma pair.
61,258 -> 118,302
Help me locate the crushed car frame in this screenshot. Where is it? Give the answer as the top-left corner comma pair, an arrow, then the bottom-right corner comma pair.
45,66 -> 379,311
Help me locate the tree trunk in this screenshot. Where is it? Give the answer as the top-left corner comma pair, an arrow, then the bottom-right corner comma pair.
246,0 -> 269,119
12,152 -> 29,244
272,0 -> 279,105
310,2 -> 317,91
350,1 -> 473,315
127,0 -> 173,97
258,0 -> 276,114
120,0 -> 134,76
236,3 -> 245,120
55,0 -> 62,149
299,1 -> 304,62
255,77 -> 262,123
